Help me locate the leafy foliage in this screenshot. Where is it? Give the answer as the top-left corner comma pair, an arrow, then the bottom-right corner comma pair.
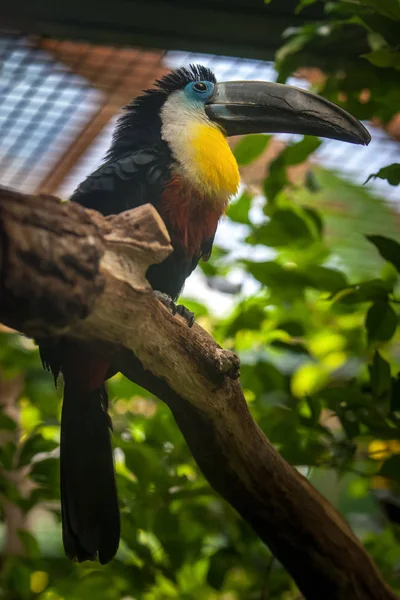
233,134 -> 271,166
276,0 -> 400,126
3,166 -> 400,598
1,0 -> 400,598
366,164 -> 400,186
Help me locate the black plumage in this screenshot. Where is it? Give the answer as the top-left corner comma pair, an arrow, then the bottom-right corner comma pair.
40,65 -> 218,564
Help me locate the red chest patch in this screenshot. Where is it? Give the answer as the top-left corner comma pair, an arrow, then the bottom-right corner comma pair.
159,175 -> 225,257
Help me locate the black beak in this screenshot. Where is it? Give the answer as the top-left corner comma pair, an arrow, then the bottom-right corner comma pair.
205,81 -> 371,146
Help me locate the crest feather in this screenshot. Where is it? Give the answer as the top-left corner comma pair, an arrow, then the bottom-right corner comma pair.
154,64 -> 217,93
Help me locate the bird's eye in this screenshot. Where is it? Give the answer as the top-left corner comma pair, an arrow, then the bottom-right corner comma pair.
184,80 -> 214,102
193,82 -> 207,92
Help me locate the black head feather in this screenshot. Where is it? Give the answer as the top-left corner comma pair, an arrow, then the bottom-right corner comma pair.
106,65 -> 216,160
153,64 -> 217,93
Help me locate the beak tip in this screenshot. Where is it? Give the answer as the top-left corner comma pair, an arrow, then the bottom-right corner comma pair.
360,128 -> 372,146
347,123 -> 371,146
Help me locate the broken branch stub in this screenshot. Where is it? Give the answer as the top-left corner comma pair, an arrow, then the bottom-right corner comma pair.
0,189 -> 105,336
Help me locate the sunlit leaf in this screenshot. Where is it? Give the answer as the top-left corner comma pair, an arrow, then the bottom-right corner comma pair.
291,363 -> 328,397
30,571 -> 49,594
227,189 -> 253,224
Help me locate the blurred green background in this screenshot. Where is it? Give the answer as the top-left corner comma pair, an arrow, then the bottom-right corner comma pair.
1,0 -> 400,598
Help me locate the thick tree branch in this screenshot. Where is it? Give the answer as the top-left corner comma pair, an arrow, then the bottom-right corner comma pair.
0,187 -> 397,600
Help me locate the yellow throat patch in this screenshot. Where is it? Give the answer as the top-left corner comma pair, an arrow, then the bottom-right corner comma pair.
190,123 -> 240,199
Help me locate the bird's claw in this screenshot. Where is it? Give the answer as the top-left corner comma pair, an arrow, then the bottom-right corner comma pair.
154,291 -> 195,327
176,304 -> 195,328
154,291 -> 177,315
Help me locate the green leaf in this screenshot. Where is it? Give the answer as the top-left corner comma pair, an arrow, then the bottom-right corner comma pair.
295,0 -> 318,14
233,134 -> 271,166
304,170 -> 322,193
177,298 -> 209,317
367,235 -> 400,272
0,411 -> 17,431
391,376 -> 400,412
283,137 -> 322,166
263,159 -> 289,202
303,206 -> 323,235
366,164 -> 400,186
225,300 -> 266,336
18,434 -> 58,467
366,301 -> 397,341
334,279 -> 391,304
17,530 -> 41,559
1,442 -> 17,470
360,0 -> 400,21
207,548 -> 241,590
263,138 -> 322,203
246,260 -> 348,295
305,395 -> 322,425
276,30 -> 316,74
369,350 -> 391,397
122,443 -> 160,485
30,458 -> 59,494
227,189 -> 252,224
337,407 -> 361,439
248,209 -> 315,247
306,266 -> 348,293
363,48 -> 400,69
379,455 -> 400,483
8,562 -> 31,600
245,261 -> 309,290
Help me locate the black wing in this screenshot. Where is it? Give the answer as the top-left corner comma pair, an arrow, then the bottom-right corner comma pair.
71,148 -> 171,216
39,148 -> 171,382
200,232 -> 216,263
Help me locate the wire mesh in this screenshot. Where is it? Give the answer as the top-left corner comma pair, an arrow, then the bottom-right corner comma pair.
0,35 -> 101,191
0,32 -> 398,203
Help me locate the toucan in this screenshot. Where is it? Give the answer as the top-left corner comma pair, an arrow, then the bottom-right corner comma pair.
39,64 -> 370,565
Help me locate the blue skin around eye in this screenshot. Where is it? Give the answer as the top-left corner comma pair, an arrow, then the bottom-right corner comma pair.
184,81 -> 215,103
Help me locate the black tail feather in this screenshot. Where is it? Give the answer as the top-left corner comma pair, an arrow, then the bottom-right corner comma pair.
60,383 -> 120,564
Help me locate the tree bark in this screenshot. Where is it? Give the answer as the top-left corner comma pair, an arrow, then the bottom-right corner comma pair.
0,186 -> 397,600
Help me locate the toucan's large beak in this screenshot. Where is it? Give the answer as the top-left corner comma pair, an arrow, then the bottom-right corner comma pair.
205,81 -> 371,146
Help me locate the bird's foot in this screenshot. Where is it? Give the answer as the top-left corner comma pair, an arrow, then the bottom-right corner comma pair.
154,291 -> 195,328
176,304 -> 195,328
